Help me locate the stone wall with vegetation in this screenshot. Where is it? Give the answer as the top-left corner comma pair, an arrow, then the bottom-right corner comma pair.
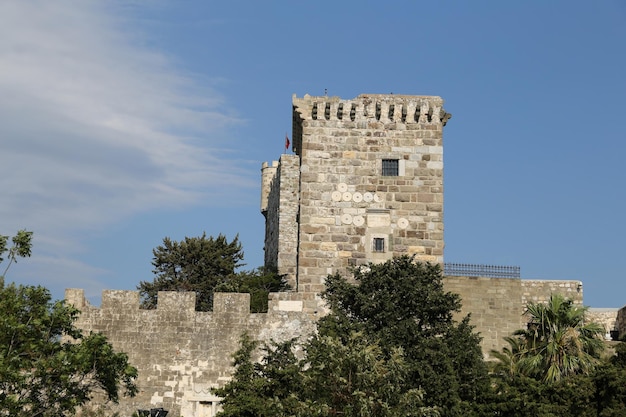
522,279 -> 583,306
444,276 -> 586,357
65,289 -> 318,417
66,275 -> 590,414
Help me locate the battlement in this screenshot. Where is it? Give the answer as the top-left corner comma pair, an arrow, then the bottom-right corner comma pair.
65,288 -> 320,416
65,288 -> 322,316
292,93 -> 451,125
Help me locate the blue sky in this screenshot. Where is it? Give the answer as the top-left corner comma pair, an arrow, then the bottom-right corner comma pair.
1,1 -> 625,308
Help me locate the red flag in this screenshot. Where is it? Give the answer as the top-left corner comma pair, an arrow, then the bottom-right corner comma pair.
285,134 -> 290,151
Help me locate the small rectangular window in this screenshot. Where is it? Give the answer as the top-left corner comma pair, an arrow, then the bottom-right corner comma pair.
373,238 -> 385,252
382,159 -> 399,176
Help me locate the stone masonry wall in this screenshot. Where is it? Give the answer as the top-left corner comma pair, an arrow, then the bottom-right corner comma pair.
521,280 -> 583,307
444,277 -> 590,358
587,309 -> 619,340
616,306 -> 626,339
261,155 -> 300,289
291,94 -> 450,293
65,289 -> 318,417
444,276 -> 525,357
67,276 -> 592,415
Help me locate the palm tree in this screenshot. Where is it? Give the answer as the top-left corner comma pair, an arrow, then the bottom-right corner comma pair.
493,294 -> 605,383
490,336 -> 525,378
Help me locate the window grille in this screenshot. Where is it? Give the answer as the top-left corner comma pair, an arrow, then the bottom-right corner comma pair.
373,238 -> 385,252
382,159 -> 399,176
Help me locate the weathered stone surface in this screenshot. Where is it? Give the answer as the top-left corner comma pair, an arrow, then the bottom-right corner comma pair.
66,289 -> 318,417
261,94 -> 448,290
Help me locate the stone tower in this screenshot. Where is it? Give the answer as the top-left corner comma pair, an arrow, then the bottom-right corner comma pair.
261,94 -> 451,293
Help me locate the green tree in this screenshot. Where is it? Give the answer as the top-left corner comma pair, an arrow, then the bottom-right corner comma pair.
213,335 -> 304,417
215,256 -> 488,417
493,294 -> 605,383
138,233 -> 288,312
138,233 -> 244,311
298,332 -> 436,417
0,229 -> 33,282
482,295 -> 616,417
215,332 -> 436,417
589,342 -> 626,416
0,233 -> 137,417
320,256 -> 489,415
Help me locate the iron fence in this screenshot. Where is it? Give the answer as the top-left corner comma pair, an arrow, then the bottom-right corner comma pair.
443,263 -> 520,279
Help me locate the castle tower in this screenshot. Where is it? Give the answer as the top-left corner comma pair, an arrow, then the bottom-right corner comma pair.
261,94 -> 451,292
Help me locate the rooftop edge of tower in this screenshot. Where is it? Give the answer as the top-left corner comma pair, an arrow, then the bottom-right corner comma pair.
292,93 -> 451,125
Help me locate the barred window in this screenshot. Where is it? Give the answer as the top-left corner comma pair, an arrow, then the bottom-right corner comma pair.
382,159 -> 399,176
373,238 -> 385,252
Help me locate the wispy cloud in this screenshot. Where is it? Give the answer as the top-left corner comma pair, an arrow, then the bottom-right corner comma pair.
0,1 -> 252,293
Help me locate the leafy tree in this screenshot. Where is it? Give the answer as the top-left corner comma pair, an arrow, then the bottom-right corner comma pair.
0,229 -> 33,281
320,256 -> 489,415
138,233 -> 244,311
138,233 -> 288,312
492,293 -> 605,383
213,334 -> 304,417
582,342 -> 626,417
215,332 -> 437,417
0,233 -> 137,417
215,256 -> 488,417
483,295 -> 622,416
298,332 -> 436,417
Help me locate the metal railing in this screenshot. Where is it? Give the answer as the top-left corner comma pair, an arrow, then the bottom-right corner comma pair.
444,263 -> 520,279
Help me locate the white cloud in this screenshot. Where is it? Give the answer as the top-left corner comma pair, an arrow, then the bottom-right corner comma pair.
0,1 -> 254,291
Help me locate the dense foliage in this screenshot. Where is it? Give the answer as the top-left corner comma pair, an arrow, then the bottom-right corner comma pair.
215,256 -> 488,417
491,294 -> 605,383
481,294 -> 626,416
137,233 -> 288,312
0,231 -> 137,417
475,344 -> 626,417
215,256 -> 626,416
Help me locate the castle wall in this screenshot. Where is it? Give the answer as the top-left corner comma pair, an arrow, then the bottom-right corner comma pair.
521,279 -> 583,306
66,289 -> 318,417
443,277 -> 587,357
587,308 -> 619,340
444,276 -> 525,357
66,277 -> 588,415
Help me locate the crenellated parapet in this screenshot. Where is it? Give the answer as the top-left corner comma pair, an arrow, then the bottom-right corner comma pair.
65,288 -> 320,417
65,288 -> 321,317
292,93 -> 451,125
